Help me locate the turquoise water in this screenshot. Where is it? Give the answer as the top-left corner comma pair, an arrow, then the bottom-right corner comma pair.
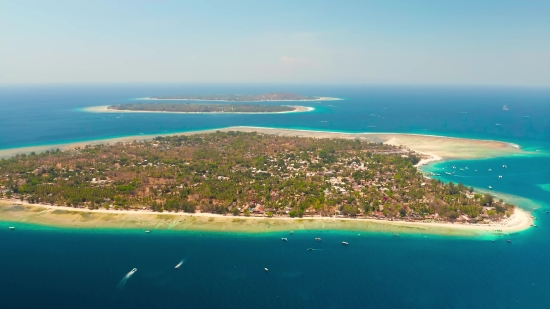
1,84 -> 550,308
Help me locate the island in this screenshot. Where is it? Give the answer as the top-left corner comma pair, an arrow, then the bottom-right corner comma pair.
147,92 -> 338,101
106,103 -> 304,113
0,131 -> 522,233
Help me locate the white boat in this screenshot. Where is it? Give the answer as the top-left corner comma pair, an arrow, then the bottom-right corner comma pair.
489,186 -> 493,190
145,230 -> 150,233
289,231 -> 294,234
264,268 -> 269,272
502,165 -> 507,168
129,268 -> 137,275
341,241 -> 348,245
445,172 -> 452,175
281,238 -> 288,241
315,238 -> 322,241
8,227 -> 15,230
498,175 -> 503,179
488,169 -> 492,172
174,259 -> 184,269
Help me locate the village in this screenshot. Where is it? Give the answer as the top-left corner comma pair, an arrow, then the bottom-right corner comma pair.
0,131 -> 515,226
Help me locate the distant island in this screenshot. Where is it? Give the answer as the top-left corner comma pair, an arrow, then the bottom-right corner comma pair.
103,103 -> 311,114
147,92 -> 339,102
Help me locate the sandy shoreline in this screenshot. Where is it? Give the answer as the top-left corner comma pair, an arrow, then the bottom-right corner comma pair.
138,96 -> 343,102
82,105 -> 314,115
0,126 -> 534,235
0,200 -> 532,236
0,126 -> 525,160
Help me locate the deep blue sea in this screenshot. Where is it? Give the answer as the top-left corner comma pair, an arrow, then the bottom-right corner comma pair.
1,84 -> 549,308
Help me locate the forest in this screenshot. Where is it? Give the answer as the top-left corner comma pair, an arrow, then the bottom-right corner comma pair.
0,131 -> 514,223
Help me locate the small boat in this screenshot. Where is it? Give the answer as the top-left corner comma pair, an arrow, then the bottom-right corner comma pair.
174,260 -> 184,269
281,238 -> 288,241
488,186 -> 493,190
129,268 -> 138,275
445,172 -> 452,175
502,165 -> 507,168
264,268 -> 269,272
488,169 -> 492,172
341,241 -> 348,245
315,238 -> 322,241
307,248 -> 313,251
145,230 -> 150,233
358,234 -> 361,237
498,175 -> 503,179
289,231 -> 294,234
394,233 -> 400,237
506,240 -> 512,243
531,224 -> 538,227
8,227 -> 15,230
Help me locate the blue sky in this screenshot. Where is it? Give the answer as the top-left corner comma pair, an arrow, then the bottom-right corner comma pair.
1,0 -> 549,86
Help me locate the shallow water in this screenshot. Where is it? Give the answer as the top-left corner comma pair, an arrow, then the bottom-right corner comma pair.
1,84 -> 549,308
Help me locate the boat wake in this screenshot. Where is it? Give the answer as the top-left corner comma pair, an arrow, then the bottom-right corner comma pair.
175,259 -> 186,269
116,268 -> 137,290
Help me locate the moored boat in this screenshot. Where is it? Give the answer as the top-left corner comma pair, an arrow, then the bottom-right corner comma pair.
341,241 -> 348,245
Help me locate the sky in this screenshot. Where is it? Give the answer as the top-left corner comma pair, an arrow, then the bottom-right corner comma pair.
1,0 -> 549,86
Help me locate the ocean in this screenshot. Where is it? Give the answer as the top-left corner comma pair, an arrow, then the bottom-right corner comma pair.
1,84 -> 549,308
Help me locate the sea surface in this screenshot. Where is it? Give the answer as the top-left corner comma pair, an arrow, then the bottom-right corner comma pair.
1,84 -> 550,308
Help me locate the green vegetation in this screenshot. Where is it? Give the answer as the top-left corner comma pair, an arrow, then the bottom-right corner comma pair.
151,92 -> 318,101
107,103 -> 296,113
0,132 -> 514,224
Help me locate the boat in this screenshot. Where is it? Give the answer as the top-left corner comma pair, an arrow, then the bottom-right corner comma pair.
341,241 -> 348,245
445,172 -> 452,175
315,238 -> 322,241
307,248 -> 313,251
506,240 -> 512,243
503,105 -> 509,111
488,169 -> 492,172
498,175 -> 503,179
281,238 -> 288,241
488,186 -> 493,190
129,268 -> 138,274
289,231 -> 294,234
174,260 -> 184,269
8,227 -> 15,230
145,230 -> 150,233
394,233 -> 400,237
502,165 -> 507,168
264,268 -> 269,272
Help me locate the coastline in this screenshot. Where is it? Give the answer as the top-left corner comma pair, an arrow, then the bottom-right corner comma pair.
82,105 -> 315,115
138,96 -> 343,102
0,126 -> 525,161
0,126 -> 536,235
0,200 -> 532,236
